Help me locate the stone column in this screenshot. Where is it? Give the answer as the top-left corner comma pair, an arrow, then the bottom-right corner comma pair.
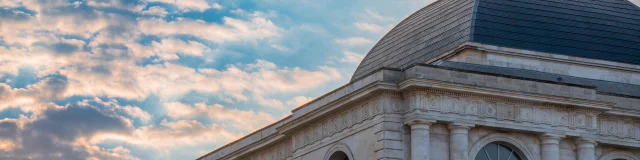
540,134 -> 564,160
448,123 -> 474,160
407,119 -> 436,160
576,138 -> 597,160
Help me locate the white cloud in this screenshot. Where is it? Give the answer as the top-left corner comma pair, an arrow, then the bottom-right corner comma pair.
54,58 -> 341,108
0,0 -> 20,7
230,9 -> 277,18
365,9 -> 385,21
0,0 -> 432,159
98,119 -> 241,149
270,44 -> 290,52
138,16 -> 280,43
120,106 -> 152,122
85,98 -> 153,123
211,3 -> 223,10
0,76 -> 68,114
0,103 -> 136,160
1,9 -> 126,41
141,6 -> 168,17
220,60 -> 342,97
147,0 -> 222,12
0,100 -> 231,159
354,22 -> 391,33
286,96 -> 313,107
165,102 -> 275,132
0,139 -> 16,152
339,51 -> 365,64
147,38 -> 211,60
82,146 -> 140,160
334,37 -> 373,46
255,96 -> 285,109
86,0 -> 146,12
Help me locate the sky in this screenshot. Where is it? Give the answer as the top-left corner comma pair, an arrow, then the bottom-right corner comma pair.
1,0 -> 639,160
0,0 -> 433,159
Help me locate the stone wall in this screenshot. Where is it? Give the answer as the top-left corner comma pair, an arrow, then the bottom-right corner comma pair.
288,93 -> 405,160
448,45 -> 640,86
240,140 -> 292,160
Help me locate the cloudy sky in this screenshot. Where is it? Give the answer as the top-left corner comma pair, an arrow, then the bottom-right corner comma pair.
1,0 -> 639,160
0,0 -> 434,159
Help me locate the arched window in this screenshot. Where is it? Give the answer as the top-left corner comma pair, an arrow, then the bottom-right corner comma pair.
474,142 -> 523,160
324,143 -> 354,160
328,151 -> 349,160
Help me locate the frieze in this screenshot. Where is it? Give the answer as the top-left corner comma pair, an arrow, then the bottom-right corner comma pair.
598,115 -> 640,140
243,139 -> 291,160
290,93 -> 403,152
403,89 -> 602,131
403,89 -> 600,112
404,89 -> 640,142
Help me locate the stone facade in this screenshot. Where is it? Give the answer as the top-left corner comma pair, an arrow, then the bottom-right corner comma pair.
198,43 -> 640,160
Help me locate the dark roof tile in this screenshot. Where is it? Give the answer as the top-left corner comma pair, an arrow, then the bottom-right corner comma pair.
351,0 -> 640,81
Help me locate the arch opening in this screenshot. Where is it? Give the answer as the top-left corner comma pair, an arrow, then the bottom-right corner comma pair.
328,151 -> 349,160
474,142 -> 523,160
323,143 -> 354,160
469,133 -> 536,160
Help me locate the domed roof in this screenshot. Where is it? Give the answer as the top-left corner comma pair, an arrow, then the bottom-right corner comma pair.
351,0 -> 640,81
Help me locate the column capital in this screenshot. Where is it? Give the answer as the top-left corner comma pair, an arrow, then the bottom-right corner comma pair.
540,133 -> 565,145
575,137 -> 598,148
447,122 -> 475,130
447,122 -> 474,134
404,118 -> 436,126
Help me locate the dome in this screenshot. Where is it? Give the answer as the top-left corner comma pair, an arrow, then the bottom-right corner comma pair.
351,0 -> 640,81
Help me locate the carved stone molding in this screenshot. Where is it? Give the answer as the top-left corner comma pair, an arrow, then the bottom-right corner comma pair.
405,89 -> 640,146
598,115 -> 640,140
242,139 -> 292,160
598,151 -> 638,160
291,93 -> 403,152
404,90 -> 601,131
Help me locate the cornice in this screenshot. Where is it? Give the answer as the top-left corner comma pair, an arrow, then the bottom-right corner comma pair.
603,110 -> 640,119
277,81 -> 398,135
398,78 -> 614,111
462,42 -> 640,73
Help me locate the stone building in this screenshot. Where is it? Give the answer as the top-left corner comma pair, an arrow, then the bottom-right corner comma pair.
198,0 -> 640,160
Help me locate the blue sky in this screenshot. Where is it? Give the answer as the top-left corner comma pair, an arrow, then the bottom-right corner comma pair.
1,0 -> 639,160
0,0 -> 430,159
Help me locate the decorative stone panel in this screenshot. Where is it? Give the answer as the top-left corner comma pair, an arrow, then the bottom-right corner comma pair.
241,139 -> 292,160
291,92 -> 404,152
598,116 -> 640,140
404,89 -> 601,131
